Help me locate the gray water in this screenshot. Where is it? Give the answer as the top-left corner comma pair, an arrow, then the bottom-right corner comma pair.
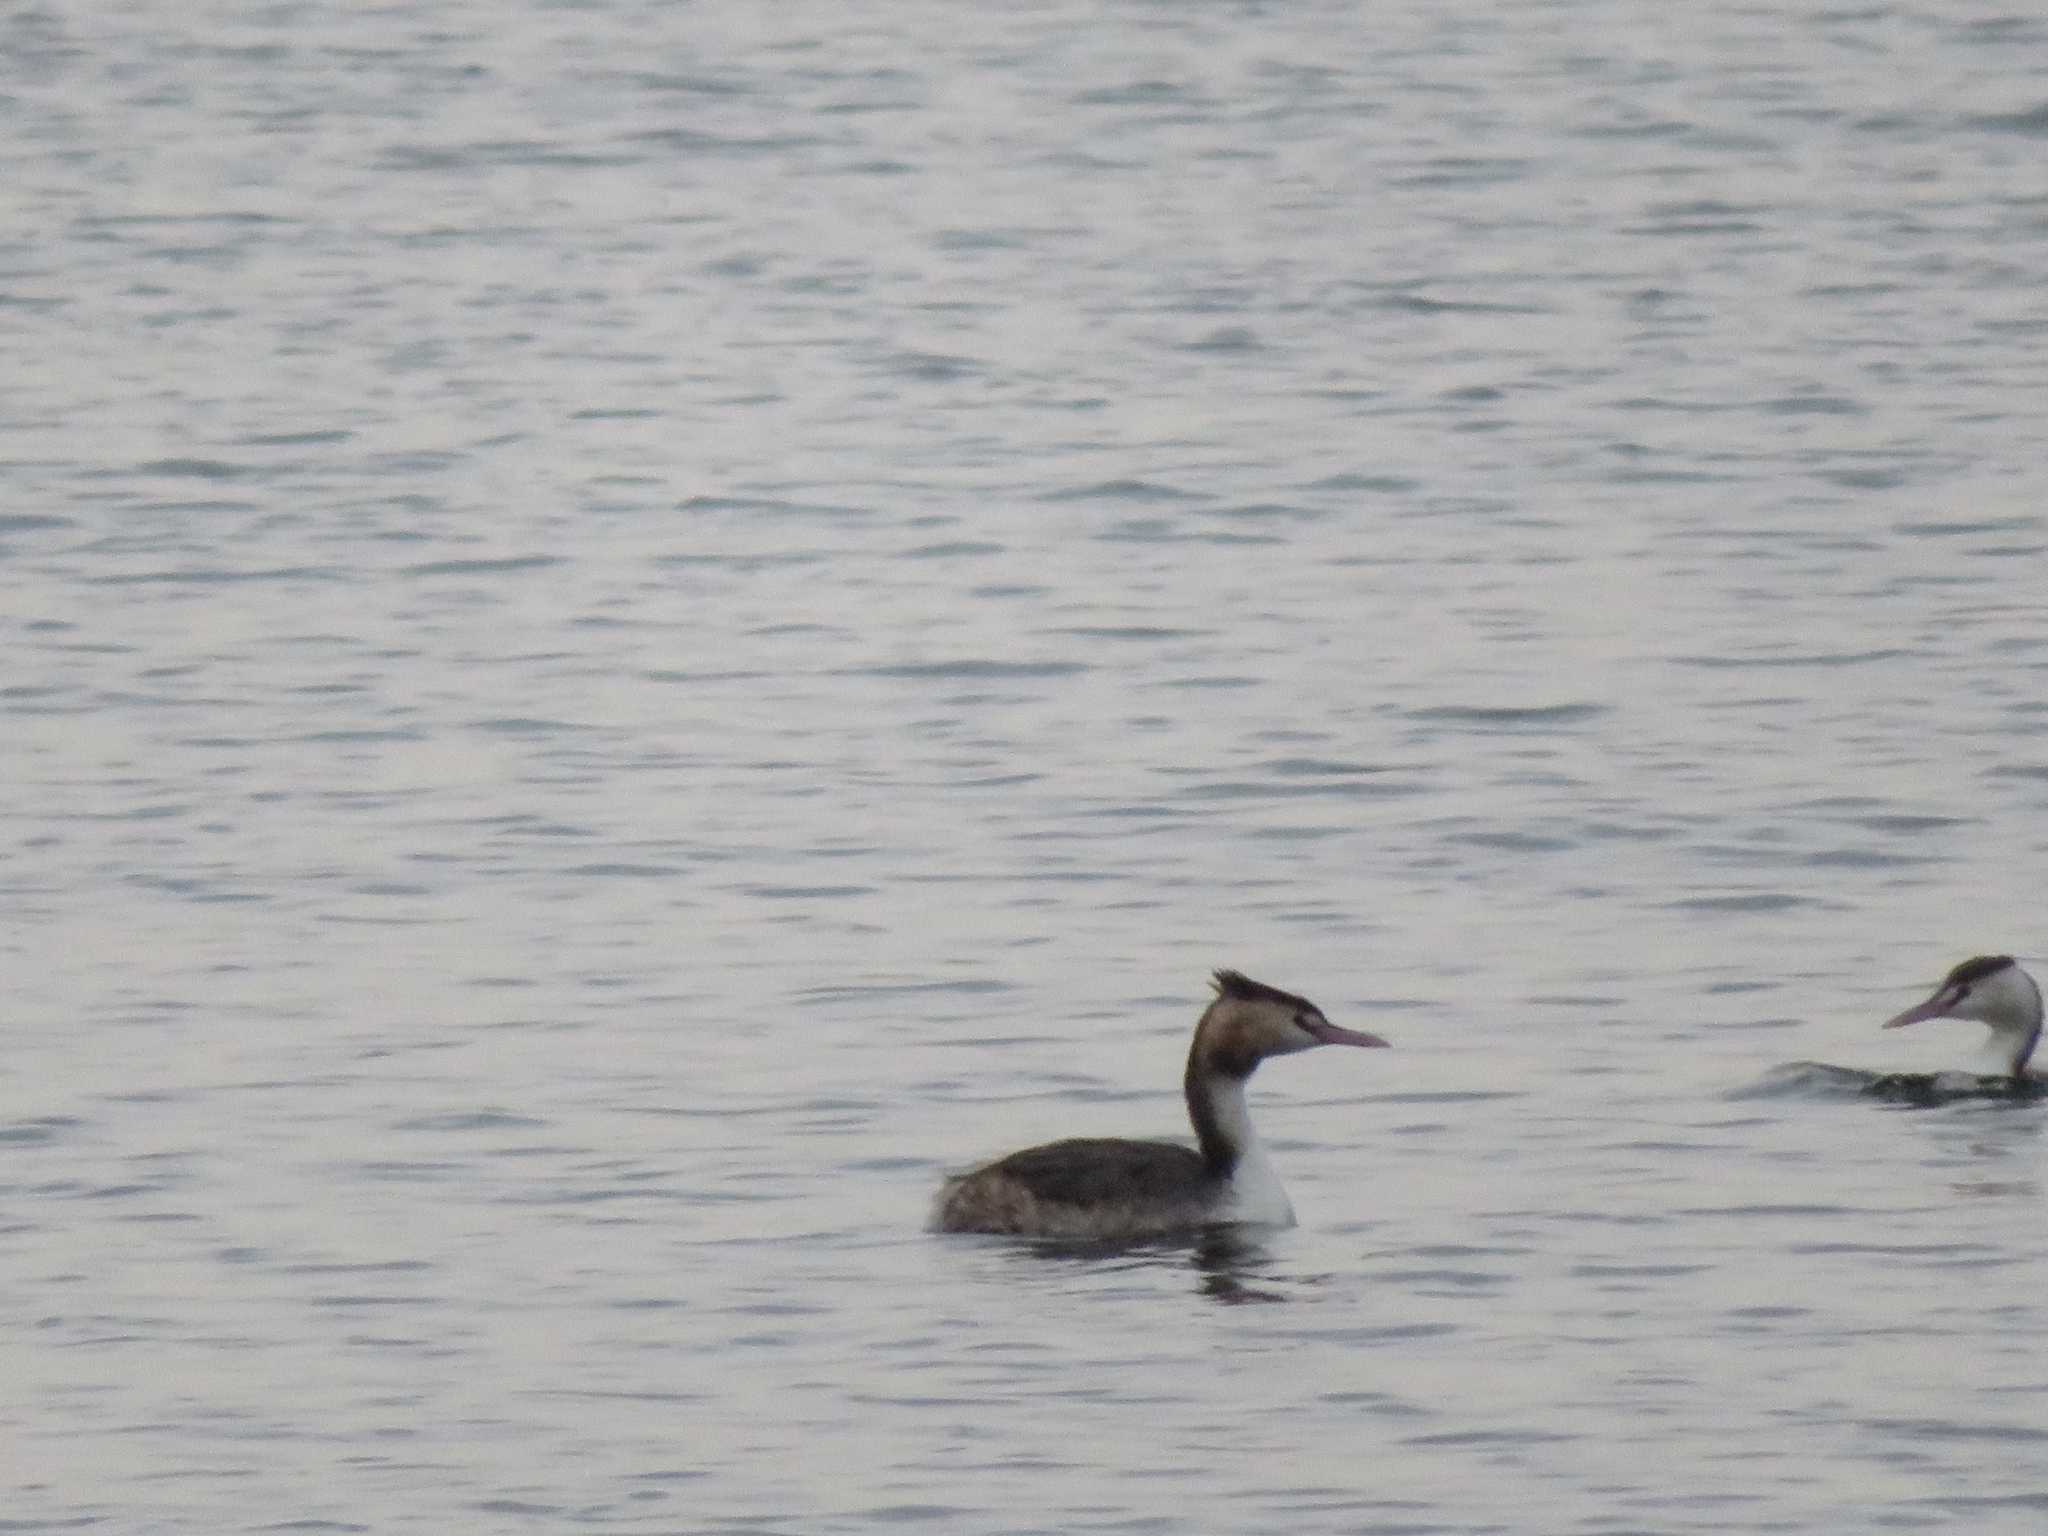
7,1 -> 2048,1530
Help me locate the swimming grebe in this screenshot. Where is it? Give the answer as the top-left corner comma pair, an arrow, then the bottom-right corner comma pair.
932,970 -> 1389,1239
1883,954 -> 2043,1078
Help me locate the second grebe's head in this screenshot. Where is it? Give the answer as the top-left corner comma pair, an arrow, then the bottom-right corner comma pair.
1883,955 -> 2044,1073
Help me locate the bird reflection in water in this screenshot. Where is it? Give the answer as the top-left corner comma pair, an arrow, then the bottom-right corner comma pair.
1191,1225 -> 1288,1305
1936,1106 -> 2044,1203
993,1224 -> 1295,1303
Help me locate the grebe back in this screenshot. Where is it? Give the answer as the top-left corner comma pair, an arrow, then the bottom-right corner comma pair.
932,970 -> 1388,1240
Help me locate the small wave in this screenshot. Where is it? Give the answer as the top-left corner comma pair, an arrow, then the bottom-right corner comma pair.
1731,1062 -> 1891,1100
389,1110 -> 544,1133
1666,892 -> 1811,913
1966,102 -> 2048,136
403,555 -> 561,577
1408,702 -> 1607,728
854,659 -> 1087,680
1039,478 -> 1203,505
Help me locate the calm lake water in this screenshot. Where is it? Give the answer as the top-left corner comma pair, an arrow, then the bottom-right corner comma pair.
7,1 -> 2048,1531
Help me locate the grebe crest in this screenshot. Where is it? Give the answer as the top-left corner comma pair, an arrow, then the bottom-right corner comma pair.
932,969 -> 1389,1240
1882,955 -> 2043,1079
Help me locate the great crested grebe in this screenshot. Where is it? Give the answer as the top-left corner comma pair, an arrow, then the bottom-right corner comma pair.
932,970 -> 1389,1240
1882,954 -> 2044,1079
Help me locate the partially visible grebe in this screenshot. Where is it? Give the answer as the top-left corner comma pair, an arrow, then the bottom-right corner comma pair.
1882,954 -> 2043,1078
932,970 -> 1389,1239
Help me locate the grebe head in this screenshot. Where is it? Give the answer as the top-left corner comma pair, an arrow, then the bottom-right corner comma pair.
1883,955 -> 2044,1075
1198,969 -> 1388,1072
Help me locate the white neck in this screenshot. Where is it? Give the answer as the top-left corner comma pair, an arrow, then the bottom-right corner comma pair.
1981,968 -> 2044,1076
1194,1074 -> 1296,1226
2016,970 -> 2043,1075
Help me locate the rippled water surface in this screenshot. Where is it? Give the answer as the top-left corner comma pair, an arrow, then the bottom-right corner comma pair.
8,2 -> 2048,1531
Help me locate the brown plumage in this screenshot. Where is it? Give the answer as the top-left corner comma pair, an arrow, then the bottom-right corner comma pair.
932,970 -> 1389,1240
